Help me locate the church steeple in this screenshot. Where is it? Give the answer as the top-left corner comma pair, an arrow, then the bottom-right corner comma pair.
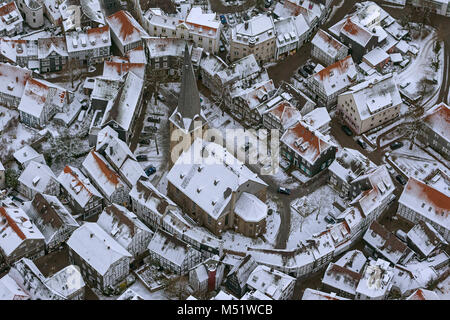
169,43 -> 205,132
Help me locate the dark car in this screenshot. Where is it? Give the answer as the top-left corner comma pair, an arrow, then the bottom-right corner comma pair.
220,14 -> 227,24
324,215 -> 336,224
264,0 -> 272,8
298,68 -> 309,78
341,125 -> 353,136
139,139 -> 151,145
395,174 -> 407,185
390,141 -> 404,150
357,138 -> 368,149
136,155 -> 148,162
304,65 -> 314,74
277,187 -> 291,195
145,165 -> 156,176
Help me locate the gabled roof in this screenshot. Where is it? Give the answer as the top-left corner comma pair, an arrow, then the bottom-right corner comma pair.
406,288 -> 440,300
264,100 -> 302,130
0,62 -> 32,99
246,265 -> 295,300
147,228 -> 194,267
18,161 -> 57,194
281,121 -> 335,165
67,222 -> 132,275
44,265 -> 85,298
311,29 -> 347,59
340,17 -> 374,47
422,102 -> 449,143
37,37 -> 68,59
106,10 -> 149,46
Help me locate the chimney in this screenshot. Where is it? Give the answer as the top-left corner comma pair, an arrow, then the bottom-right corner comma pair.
244,22 -> 249,30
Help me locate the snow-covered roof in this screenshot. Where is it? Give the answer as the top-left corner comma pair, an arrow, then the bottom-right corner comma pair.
0,2 -> 23,34
167,138 -> 267,220
42,0 -> 61,23
422,102 -> 449,143
0,62 -> 32,99
363,47 -> 390,67
355,258 -> 393,298
80,0 -> 105,25
18,78 -> 68,119
216,54 -> 260,86
246,265 -> 295,300
211,290 -> 238,300
8,258 -> 66,300
406,288 -> 440,300
311,55 -> 357,97
301,107 -> 331,131
22,193 -> 79,245
37,37 -> 68,59
363,221 -> 409,264
395,39 -> 409,54
338,17 -> 375,47
384,21 -> 408,40
91,76 -> 123,101
232,14 -> 275,46
102,61 -> 146,80
117,288 -> 144,300
13,145 -> 44,166
97,204 -> 152,251
18,161 -> 57,195
67,222 -> 132,275
0,206 -> 44,256
241,289 -> 272,300
65,25 -> 111,53
399,177 -> 449,233
228,254 -> 258,289
147,229 -> 195,267
263,100 -> 302,131
407,221 -> 446,257
302,288 -> 348,300
322,263 -> 361,296
44,265 -> 85,298
389,53 -> 403,63
198,51 -> 227,78
0,274 -> 30,300
82,150 -> 127,199
100,71 -> 144,131
281,121 -> 335,165
335,249 -> 367,274
311,29 -> 347,60
0,161 -> 4,171
106,10 -> 149,47
58,165 -> 102,208
126,45 -> 146,64
274,17 -> 299,48
234,192 -> 267,223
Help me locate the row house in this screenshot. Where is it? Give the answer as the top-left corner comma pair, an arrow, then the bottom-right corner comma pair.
106,10 -> 149,55
22,193 -> 79,252
13,145 -> 45,169
363,221 -> 412,265
274,15 -> 309,60
280,121 -> 337,177
311,29 -> 349,66
246,265 -> 296,300
95,125 -> 146,188
406,221 -> 447,258
57,165 -> 104,220
198,51 -> 228,94
322,263 -> 362,299
0,38 -> 35,68
67,222 -> 132,292
418,102 -> 449,160
15,0 -> 44,29
337,73 -> 401,135
144,6 -> 221,54
262,99 -> 302,134
225,255 -> 258,298
44,265 -> 85,300
65,25 -> 111,66
97,204 -> 153,260
361,47 -> 390,72
82,150 -> 130,207
397,177 -> 449,242
0,62 -> 32,108
129,177 -> 176,230
102,60 -> 146,80
99,71 -> 145,145
145,37 -> 194,79
147,228 -> 202,275
0,2 -> 23,37
328,147 -> 377,199
189,258 -> 226,294
350,165 -> 395,229
167,138 -> 268,238
355,258 -> 394,300
18,161 -> 60,200
301,107 -> 331,134
38,37 -> 68,73
230,14 -> 276,64
274,0 -> 327,34
7,258 -> 66,300
0,206 -> 45,265
18,78 -> 70,129
305,55 -> 357,109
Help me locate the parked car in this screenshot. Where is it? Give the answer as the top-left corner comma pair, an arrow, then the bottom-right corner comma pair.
386,164 -> 395,175
139,139 -> 151,145
136,155 -> 148,162
264,0 -> 273,8
357,138 -> 367,149
324,215 -> 336,224
402,99 -> 411,107
219,45 -> 226,52
304,65 -> 314,74
298,68 -> 309,78
390,141 -> 403,150
277,187 -> 291,195
395,174 -> 407,185
220,14 -> 227,24
388,194 -> 396,204
144,165 -> 156,176
341,125 -> 353,136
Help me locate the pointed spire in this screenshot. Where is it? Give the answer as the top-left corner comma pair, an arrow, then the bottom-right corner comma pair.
176,43 -> 202,123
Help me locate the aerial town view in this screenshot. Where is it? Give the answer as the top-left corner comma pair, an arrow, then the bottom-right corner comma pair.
0,0 -> 448,305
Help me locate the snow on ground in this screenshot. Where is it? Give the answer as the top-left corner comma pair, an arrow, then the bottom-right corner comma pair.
264,197 -> 281,245
365,117 -> 407,146
387,142 -> 449,181
128,279 -> 170,300
287,184 -> 344,249
435,275 -> 450,300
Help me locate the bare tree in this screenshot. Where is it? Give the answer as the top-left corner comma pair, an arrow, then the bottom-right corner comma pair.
164,276 -> 190,300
